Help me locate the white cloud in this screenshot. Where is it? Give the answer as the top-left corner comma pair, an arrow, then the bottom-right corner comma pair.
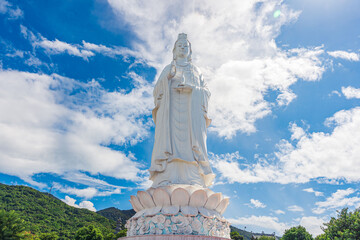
37,38 -> 94,60
107,0 -> 326,138
287,205 -> 304,212
303,188 -> 323,197
249,199 -> 266,208
328,50 -> 359,61
290,123 -> 306,141
342,86 -> 360,99
0,69 -> 153,186
54,183 -> 121,199
273,209 -> 285,215
299,216 -> 326,237
63,196 -> 96,212
212,107 -> 360,184
231,214 -> 326,237
20,26 -> 139,61
0,0 -> 23,19
229,215 -> 289,235
312,188 -> 360,214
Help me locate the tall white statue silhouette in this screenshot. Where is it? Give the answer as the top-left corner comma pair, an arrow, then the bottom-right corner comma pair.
149,33 -> 215,188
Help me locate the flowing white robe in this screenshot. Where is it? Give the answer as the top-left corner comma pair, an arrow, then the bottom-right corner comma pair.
149,63 -> 215,187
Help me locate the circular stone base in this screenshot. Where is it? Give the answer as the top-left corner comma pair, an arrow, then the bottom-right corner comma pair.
120,235 -> 230,240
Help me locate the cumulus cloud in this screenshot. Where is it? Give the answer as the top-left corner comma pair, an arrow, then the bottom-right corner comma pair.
0,69 -> 153,187
312,188 -> 360,214
303,188 -> 323,197
63,196 -> 96,211
212,107 -> 360,184
249,199 -> 266,208
299,216 -> 326,237
342,86 -> 360,99
290,123 -> 307,141
107,0 -> 326,138
328,50 -> 359,61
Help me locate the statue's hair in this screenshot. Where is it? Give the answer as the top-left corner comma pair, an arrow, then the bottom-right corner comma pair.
172,39 -> 192,62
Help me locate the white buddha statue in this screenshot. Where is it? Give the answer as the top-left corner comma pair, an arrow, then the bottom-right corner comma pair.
149,33 -> 215,188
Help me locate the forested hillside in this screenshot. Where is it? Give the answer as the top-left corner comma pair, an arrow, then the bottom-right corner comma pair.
97,207 -> 135,226
0,183 -> 116,239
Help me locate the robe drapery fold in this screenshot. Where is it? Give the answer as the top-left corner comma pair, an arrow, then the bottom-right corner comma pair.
149,63 -> 215,187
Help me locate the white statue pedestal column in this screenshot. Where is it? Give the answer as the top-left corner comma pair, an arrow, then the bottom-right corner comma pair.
120,235 -> 230,240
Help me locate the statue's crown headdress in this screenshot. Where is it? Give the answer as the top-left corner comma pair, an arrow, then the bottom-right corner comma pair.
177,33 -> 187,41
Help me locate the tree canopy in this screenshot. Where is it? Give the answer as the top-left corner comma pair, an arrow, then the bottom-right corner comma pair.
282,225 -> 313,240
231,231 -> 244,240
0,209 -> 27,240
315,208 -> 360,240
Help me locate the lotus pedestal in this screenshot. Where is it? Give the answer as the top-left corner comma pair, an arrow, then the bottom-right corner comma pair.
125,185 -> 230,239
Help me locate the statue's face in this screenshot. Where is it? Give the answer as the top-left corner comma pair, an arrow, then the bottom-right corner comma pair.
174,39 -> 190,59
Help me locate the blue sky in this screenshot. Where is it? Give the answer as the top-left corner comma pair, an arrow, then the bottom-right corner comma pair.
1,0 -> 360,236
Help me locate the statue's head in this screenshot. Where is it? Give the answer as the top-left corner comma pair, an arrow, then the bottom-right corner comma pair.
173,33 -> 192,61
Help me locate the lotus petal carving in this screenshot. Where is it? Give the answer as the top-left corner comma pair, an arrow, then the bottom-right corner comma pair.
204,192 -> 222,210
216,198 -> 229,215
138,191 -> 155,209
162,205 -> 180,215
130,195 -> 144,212
189,189 -> 207,207
130,185 -> 229,217
180,206 -> 198,216
153,188 -> 171,206
171,188 -> 190,206
144,206 -> 162,217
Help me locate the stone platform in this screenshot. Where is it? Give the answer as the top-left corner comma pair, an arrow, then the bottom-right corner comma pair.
120,235 -> 230,240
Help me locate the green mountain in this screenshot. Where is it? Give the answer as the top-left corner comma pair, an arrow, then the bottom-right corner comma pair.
0,183 -> 116,239
97,207 -> 135,226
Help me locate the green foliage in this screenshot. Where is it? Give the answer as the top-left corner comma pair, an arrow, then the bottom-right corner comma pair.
97,207 -> 134,226
39,232 -> 59,240
75,225 -> 103,240
231,231 -> 244,240
314,234 -> 326,240
115,229 -> 127,238
316,208 -> 360,240
0,184 -> 116,239
258,236 -> 275,240
282,226 -> 313,240
230,226 -> 253,240
0,209 -> 27,240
